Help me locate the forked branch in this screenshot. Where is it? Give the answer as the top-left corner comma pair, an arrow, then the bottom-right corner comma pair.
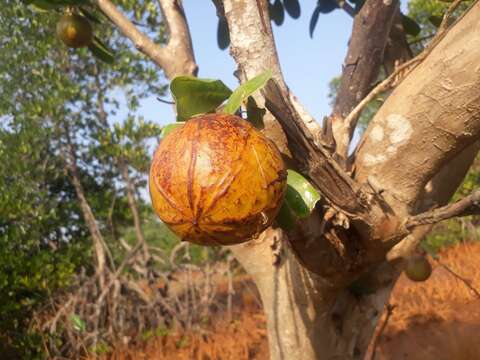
224,0 -> 376,218
345,0 -> 466,137
96,0 -> 197,78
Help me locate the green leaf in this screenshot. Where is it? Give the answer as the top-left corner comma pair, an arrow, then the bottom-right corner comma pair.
70,314 -> 86,332
401,14 -> 421,36
285,170 -> 320,217
26,0 -> 61,10
170,77 -> 232,122
223,70 -> 272,115
217,17 -> 230,50
309,0 -> 338,38
269,0 -> 285,26
276,202 -> 297,231
318,0 -> 339,14
284,0 -> 301,19
160,122 -> 184,139
309,5 -> 321,38
276,170 -> 321,230
88,36 -> 115,64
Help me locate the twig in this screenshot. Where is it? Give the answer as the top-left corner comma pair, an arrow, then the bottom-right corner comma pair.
406,190 -> 480,228
170,241 -> 188,269
95,241 -> 143,307
434,258 -> 480,300
156,97 -> 175,105
370,304 -> 396,360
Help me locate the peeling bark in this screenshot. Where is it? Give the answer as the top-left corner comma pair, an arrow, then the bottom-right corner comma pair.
330,0 -> 399,160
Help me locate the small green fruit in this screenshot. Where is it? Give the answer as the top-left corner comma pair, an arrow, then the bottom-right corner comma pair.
405,255 -> 432,282
56,14 -> 93,48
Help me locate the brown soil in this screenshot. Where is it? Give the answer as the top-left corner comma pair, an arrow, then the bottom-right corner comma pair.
99,242 -> 480,360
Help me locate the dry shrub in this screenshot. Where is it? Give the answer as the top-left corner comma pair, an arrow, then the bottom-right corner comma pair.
94,242 -> 480,360
92,277 -> 268,360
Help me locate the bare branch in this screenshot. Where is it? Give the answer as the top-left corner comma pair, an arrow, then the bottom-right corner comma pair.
61,127 -> 107,289
264,81 -> 373,217
387,142 -> 480,261
406,190 -> 480,228
157,0 -> 198,76
354,1 -> 480,217
434,258 -> 480,300
383,10 -> 413,75
96,0 -> 197,78
369,303 -> 396,360
118,160 -> 151,263
348,0 -> 468,135
223,0 -> 378,218
330,0 -> 399,161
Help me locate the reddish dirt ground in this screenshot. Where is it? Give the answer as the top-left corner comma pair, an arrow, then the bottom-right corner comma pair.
100,242 -> 480,360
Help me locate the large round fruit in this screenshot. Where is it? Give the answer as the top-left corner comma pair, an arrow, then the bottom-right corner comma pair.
149,113 -> 287,246
56,14 -> 93,48
405,255 -> 432,282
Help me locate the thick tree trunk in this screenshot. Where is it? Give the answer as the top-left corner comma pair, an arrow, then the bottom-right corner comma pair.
232,228 -> 394,360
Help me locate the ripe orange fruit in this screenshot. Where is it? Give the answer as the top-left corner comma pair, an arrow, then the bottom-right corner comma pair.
405,255 -> 432,282
149,113 -> 287,246
56,14 -> 93,48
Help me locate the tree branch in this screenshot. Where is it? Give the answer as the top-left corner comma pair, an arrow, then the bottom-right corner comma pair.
434,258 -> 480,300
387,141 -> 480,260
406,190 -> 480,228
223,0 -> 377,219
354,1 -> 480,217
383,10 -> 413,75
62,127 -> 107,289
264,81 -> 372,217
369,303 -> 396,360
96,0 -> 197,78
156,0 -> 197,76
329,0 -> 399,162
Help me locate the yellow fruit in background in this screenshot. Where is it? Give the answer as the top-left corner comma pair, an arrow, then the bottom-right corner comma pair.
405,255 -> 432,282
149,113 -> 287,246
56,14 -> 93,48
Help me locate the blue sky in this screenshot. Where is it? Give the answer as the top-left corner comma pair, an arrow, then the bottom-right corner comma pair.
139,2 -> 351,126
136,1 -> 410,128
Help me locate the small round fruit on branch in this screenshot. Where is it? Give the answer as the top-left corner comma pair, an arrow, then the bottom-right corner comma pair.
404,255 -> 432,282
149,113 -> 287,246
56,14 -> 93,48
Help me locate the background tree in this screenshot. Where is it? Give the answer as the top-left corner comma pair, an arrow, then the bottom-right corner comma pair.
3,0 -> 480,359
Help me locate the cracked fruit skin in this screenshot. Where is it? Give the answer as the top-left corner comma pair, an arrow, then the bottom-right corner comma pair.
405,256 -> 432,282
149,113 -> 287,246
56,14 -> 93,48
